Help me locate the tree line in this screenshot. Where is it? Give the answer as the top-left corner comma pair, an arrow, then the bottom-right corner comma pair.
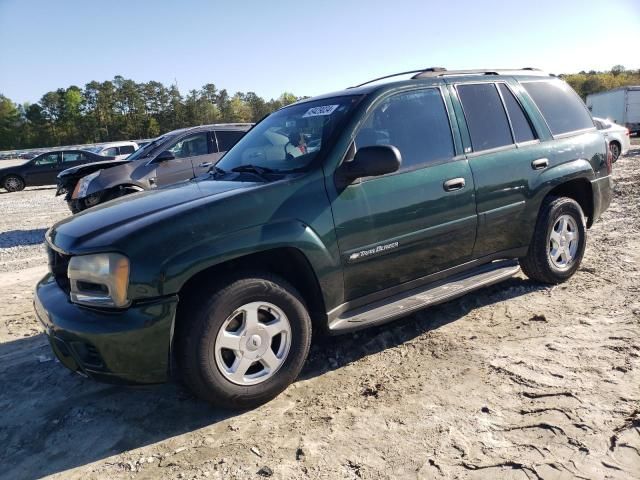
1,66 -> 639,151
560,65 -> 640,101
0,76 -> 301,150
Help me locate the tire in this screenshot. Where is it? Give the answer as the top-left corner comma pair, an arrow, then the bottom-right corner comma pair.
609,142 -> 621,163
176,273 -> 312,409
2,175 -> 25,192
520,197 -> 586,284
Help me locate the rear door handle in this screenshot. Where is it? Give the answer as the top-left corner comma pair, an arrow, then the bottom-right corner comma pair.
198,162 -> 213,168
531,158 -> 549,170
443,177 -> 466,192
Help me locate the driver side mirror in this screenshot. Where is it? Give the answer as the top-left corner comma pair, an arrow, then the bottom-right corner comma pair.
154,150 -> 175,163
337,145 -> 401,187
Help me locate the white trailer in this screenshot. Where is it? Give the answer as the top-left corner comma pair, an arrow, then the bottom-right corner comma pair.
586,86 -> 640,135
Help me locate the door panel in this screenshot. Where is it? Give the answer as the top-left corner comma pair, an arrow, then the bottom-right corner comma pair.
25,152 -> 61,185
328,87 -> 477,301
154,132 -> 210,186
332,161 -> 477,300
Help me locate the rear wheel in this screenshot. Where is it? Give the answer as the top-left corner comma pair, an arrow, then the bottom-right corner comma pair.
176,273 -> 312,408
2,175 -> 25,192
520,197 -> 586,284
609,142 -> 621,162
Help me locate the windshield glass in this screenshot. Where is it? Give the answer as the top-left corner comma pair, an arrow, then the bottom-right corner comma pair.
84,146 -> 101,153
217,96 -> 361,172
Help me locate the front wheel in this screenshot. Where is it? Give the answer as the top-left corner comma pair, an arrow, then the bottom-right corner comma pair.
520,197 -> 587,284
176,273 -> 312,409
3,175 -> 25,192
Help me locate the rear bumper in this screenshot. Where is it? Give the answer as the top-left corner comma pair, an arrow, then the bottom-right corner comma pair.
590,175 -> 613,226
34,273 -> 178,384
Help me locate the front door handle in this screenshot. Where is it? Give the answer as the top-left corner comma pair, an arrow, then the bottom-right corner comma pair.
198,162 -> 213,168
443,177 -> 466,192
531,158 -> 549,170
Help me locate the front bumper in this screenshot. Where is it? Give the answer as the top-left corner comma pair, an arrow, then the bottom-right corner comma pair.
34,273 -> 178,384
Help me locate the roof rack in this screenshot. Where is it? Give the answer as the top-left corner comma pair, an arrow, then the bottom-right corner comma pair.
350,67 -> 546,88
412,67 -> 545,79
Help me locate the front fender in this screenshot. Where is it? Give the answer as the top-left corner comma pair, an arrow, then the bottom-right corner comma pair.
159,220 -> 341,310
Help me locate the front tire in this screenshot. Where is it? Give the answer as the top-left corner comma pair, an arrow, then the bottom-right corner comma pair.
520,197 -> 586,284
176,273 -> 312,409
3,175 -> 25,192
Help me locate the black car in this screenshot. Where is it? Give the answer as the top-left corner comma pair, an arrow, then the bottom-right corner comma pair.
0,149 -> 114,192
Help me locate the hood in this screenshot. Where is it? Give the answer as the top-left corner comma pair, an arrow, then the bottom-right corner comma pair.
57,158 -> 127,179
47,178 -> 261,252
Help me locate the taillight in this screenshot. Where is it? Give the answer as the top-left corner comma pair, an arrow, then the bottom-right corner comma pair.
625,129 -> 630,137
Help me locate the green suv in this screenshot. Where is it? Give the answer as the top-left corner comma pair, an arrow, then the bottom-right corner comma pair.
35,68 -> 612,408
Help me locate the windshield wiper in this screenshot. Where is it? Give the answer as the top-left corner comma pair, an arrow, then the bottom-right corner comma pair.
230,164 -> 277,180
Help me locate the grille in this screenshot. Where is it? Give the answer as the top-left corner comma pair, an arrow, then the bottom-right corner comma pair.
46,244 -> 71,293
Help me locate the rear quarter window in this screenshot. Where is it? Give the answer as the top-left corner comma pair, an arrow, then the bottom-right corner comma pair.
522,81 -> 594,136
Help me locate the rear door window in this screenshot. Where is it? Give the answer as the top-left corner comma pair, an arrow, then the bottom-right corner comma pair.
457,83 -> 513,152
62,152 -> 86,163
522,80 -> 594,135
119,145 -> 136,155
355,88 -> 454,170
497,84 -> 536,143
215,130 -> 245,152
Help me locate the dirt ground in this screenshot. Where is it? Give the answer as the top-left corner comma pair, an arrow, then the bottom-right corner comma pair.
0,144 -> 639,480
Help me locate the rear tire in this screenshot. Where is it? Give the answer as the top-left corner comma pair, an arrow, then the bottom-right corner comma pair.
520,197 -> 586,284
3,175 -> 25,192
176,273 -> 312,409
609,141 -> 621,162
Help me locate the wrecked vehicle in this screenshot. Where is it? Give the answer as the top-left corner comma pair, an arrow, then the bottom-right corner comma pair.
56,124 -> 251,212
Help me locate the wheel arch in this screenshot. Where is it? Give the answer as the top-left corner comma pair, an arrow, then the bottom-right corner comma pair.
545,178 -> 594,227
174,247 -> 328,332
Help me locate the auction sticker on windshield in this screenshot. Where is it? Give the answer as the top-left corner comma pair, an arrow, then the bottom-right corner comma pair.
302,105 -> 339,117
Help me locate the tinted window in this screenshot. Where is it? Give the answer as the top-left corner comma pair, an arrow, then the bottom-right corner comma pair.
458,83 -> 513,151
168,133 -> 209,158
355,89 -> 454,170
498,84 -> 536,143
216,130 -> 245,152
34,152 -> 59,166
523,81 -> 594,135
119,145 -> 135,154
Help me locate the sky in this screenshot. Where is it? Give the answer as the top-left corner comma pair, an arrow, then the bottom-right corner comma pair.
1,0 -> 639,104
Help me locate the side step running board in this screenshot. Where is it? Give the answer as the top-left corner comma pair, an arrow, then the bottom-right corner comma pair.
329,260 -> 520,333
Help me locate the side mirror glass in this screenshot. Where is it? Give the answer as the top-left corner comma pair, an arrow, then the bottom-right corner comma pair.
338,145 -> 401,186
155,150 -> 175,162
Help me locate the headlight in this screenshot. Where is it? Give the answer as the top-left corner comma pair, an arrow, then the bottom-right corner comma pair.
68,253 -> 130,308
72,171 -> 100,199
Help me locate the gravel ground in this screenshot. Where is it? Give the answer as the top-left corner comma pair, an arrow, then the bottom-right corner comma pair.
0,186 -> 70,273
0,145 -> 638,479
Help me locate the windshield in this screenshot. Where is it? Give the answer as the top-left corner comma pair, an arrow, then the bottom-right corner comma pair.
217,96 -> 360,173
84,146 -> 101,153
